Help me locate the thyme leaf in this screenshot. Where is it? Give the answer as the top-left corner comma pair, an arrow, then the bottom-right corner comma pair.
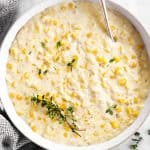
41,42 -> 47,49
109,58 -> 115,63
105,104 -> 117,115
56,41 -> 61,48
67,58 -> 76,71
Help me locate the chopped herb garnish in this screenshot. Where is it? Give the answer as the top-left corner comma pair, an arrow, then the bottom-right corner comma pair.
56,41 -> 61,48
67,58 -> 76,71
28,51 -> 32,55
38,69 -> 48,75
43,70 -> 48,74
109,58 -> 115,63
41,42 -> 47,49
106,104 -> 117,115
38,69 -> 42,75
130,132 -> 143,150
31,95 -> 84,136
113,35 -> 118,42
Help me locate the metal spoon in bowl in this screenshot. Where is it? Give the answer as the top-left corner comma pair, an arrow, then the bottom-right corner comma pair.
99,0 -> 114,41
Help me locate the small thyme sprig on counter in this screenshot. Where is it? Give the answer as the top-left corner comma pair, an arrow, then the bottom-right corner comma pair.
148,129 -> 150,135
130,132 -> 143,150
31,95 -> 83,136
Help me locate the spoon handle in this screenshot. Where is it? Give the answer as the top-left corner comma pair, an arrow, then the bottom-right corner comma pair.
99,0 -> 114,41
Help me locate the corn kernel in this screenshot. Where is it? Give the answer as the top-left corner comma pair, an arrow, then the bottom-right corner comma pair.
68,2 -> 75,9
11,81 -> 16,88
16,94 -> 22,100
44,37 -> 49,43
111,25 -> 116,31
29,111 -> 34,118
100,123 -> 106,128
31,125 -> 37,132
101,81 -> 107,88
71,92 -> 77,98
96,57 -> 107,65
61,5 -> 67,11
60,102 -> 67,109
39,74 -> 44,79
86,32 -> 92,38
17,111 -> 23,116
54,35 -> 58,42
9,92 -> 15,99
10,48 -> 16,56
114,67 -> 122,75
118,98 -> 127,104
23,72 -> 30,79
34,24 -> 40,32
132,110 -> 139,117
61,40 -> 69,47
104,48 -> 110,53
134,97 -> 139,103
53,20 -> 58,26
71,32 -> 78,40
102,72 -> 107,77
115,57 -> 120,63
74,102 -> 79,108
74,133 -> 79,138
131,54 -> 136,59
126,107 -> 133,115
119,46 -> 122,52
22,48 -> 27,54
7,63 -> 13,70
64,124 -> 70,131
130,62 -> 137,68
110,75 -> 116,79
37,95 -> 42,101
122,55 -> 128,61
116,106 -> 122,112
119,78 -> 127,86
110,120 -> 119,129
63,132 -> 68,138
126,107 -> 139,117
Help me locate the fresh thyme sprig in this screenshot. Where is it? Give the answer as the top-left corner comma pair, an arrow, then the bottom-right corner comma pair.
31,95 -> 83,136
130,132 -> 143,150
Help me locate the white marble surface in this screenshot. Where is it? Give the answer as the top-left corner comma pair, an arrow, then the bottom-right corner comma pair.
16,0 -> 150,149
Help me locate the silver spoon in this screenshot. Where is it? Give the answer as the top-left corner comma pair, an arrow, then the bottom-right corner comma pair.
99,0 -> 114,41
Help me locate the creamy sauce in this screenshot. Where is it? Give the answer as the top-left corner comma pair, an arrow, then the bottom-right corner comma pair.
6,1 -> 150,146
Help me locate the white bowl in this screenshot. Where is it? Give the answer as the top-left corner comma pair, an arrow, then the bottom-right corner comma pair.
0,0 -> 150,150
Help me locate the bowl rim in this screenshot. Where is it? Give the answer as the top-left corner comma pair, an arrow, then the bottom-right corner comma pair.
0,0 -> 150,150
